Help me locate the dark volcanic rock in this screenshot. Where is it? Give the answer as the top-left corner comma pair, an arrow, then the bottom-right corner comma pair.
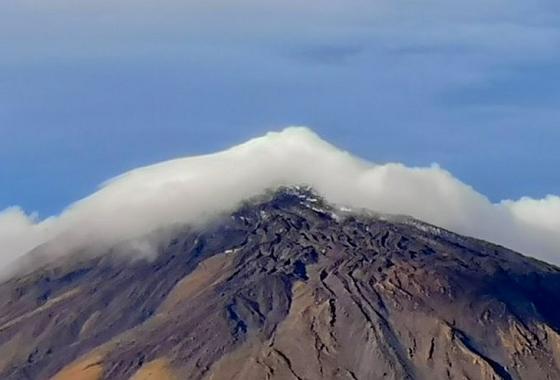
1,187 -> 560,380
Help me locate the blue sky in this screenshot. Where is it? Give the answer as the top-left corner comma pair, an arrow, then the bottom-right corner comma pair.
1,0 -> 560,217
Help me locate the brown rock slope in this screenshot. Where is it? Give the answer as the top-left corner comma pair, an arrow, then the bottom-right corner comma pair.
1,187 -> 560,379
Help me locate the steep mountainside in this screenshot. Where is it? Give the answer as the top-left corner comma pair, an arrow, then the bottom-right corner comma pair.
1,187 -> 560,380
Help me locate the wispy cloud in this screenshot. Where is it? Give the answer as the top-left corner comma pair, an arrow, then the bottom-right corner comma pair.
1,128 -> 559,278
442,62 -> 560,108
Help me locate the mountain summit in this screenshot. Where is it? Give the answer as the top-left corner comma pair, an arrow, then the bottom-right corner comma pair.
2,127 -> 560,271
1,187 -> 560,379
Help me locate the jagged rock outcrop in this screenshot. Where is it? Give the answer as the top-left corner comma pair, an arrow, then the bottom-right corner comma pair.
1,187 -> 560,379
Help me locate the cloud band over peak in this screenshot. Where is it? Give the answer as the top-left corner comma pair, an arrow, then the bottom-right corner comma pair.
1,127 -> 559,277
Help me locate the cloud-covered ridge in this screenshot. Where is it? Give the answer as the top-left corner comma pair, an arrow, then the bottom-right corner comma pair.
1,127 -> 559,276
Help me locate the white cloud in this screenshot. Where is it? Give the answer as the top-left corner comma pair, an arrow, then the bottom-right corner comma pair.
503,195 -> 560,232
1,127 -> 559,277
0,208 -> 46,262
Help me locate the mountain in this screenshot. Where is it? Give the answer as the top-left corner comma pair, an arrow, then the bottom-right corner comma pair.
1,187 -> 560,380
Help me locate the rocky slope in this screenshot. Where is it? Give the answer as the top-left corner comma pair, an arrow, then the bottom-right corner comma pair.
1,187 -> 560,380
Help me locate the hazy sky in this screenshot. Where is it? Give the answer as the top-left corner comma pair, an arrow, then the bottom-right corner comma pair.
2,0 -> 560,217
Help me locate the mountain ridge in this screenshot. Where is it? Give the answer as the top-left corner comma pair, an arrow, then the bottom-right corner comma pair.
1,187 -> 560,380
3,127 -> 560,270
